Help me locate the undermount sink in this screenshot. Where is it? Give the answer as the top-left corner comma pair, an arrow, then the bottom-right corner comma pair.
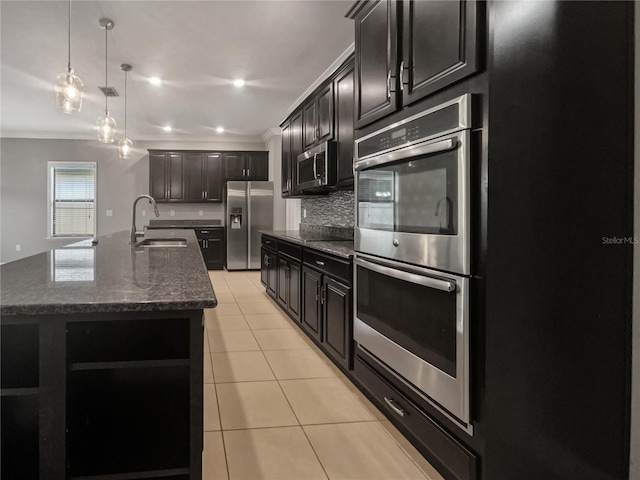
134,238 -> 187,248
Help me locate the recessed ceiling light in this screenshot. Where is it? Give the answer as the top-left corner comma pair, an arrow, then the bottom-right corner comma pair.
163,125 -> 172,132
233,79 -> 245,88
216,127 -> 224,133
149,77 -> 162,86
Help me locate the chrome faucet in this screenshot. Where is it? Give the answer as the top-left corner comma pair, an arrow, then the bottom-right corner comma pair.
130,194 -> 159,244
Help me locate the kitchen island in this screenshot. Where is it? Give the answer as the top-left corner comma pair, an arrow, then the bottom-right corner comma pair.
0,229 -> 216,480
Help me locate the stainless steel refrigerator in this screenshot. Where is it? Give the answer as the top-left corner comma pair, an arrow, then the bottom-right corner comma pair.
226,181 -> 273,270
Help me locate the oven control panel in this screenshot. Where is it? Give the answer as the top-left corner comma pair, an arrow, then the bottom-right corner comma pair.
356,94 -> 471,160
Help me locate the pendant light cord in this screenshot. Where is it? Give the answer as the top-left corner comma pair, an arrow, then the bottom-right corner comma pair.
124,69 -> 128,135
67,0 -> 71,72
104,25 -> 108,112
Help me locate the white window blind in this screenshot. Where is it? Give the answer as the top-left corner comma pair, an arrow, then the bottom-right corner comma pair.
49,162 -> 96,237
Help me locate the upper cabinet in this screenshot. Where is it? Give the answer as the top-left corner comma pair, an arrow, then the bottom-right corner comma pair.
303,84 -> 334,150
280,57 -> 354,197
349,0 -> 480,129
224,152 -> 269,181
184,152 -> 223,202
149,151 -> 185,202
149,150 -> 267,203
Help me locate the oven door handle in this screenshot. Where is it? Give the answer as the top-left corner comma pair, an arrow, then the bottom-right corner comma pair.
354,138 -> 456,171
355,258 -> 456,292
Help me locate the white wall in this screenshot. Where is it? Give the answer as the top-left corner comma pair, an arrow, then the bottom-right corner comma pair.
263,128 -> 286,231
630,3 -> 639,478
0,137 -> 266,263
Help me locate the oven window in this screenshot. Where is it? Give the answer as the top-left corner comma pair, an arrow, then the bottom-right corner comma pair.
357,148 -> 458,234
357,264 -> 457,377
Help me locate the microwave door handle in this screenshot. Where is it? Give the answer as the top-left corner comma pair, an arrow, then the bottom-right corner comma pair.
355,258 -> 456,293
312,153 -> 318,179
354,138 -> 457,171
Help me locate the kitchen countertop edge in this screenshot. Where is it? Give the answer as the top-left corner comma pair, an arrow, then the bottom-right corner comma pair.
260,230 -> 354,259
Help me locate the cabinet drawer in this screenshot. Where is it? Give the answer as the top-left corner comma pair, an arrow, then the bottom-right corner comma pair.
354,354 -> 477,480
195,227 -> 223,239
262,235 -> 277,250
303,250 -> 351,284
278,240 -> 302,261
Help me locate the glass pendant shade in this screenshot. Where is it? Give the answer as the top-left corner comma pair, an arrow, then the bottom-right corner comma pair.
56,68 -> 83,114
97,111 -> 116,143
118,137 -> 133,158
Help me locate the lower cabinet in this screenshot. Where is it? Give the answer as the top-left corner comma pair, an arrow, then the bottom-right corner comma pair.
301,266 -> 352,370
261,246 -> 277,299
195,228 -> 224,270
277,256 -> 301,322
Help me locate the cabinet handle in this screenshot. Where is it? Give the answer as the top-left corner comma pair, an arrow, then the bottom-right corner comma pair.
315,284 -> 320,302
201,230 -> 209,234
384,397 -> 405,417
387,70 -> 392,99
320,286 -> 326,305
399,61 -> 405,92
315,260 -> 325,266
247,169 -> 250,177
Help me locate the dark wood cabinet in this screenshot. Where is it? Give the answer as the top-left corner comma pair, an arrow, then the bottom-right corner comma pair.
277,257 -> 301,322
149,151 -> 185,202
195,228 -> 224,270
224,152 -> 269,181
281,120 -> 292,195
261,239 -> 278,300
281,110 -> 304,197
349,0 -> 480,128
334,61 -> 355,187
401,0 -> 478,106
185,153 -> 223,203
301,266 -> 322,342
303,84 -> 334,150
323,277 -> 351,366
352,0 -> 399,129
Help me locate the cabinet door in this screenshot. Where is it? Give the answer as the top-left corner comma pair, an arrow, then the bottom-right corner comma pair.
290,111 -> 304,192
286,261 -> 301,322
167,153 -> 185,202
204,237 -> 224,270
303,101 -> 317,150
322,277 -> 352,369
261,247 -> 269,287
402,0 -> 479,106
247,152 -> 268,181
204,153 -> 223,202
266,251 -> 277,298
281,121 -> 292,195
335,64 -> 355,187
149,153 -> 168,201
185,153 -> 204,202
316,83 -> 334,143
277,257 -> 289,309
354,0 -> 399,129
301,267 -> 322,342
224,153 -> 247,180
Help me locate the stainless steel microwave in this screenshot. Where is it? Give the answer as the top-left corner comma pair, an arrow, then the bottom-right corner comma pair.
296,141 -> 337,192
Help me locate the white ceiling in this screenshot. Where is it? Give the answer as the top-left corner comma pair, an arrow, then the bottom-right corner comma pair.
0,0 -> 354,142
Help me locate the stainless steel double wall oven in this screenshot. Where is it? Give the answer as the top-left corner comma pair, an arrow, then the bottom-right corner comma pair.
354,94 -> 474,433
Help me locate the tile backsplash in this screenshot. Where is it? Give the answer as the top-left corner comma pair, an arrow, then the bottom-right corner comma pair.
301,190 -> 354,239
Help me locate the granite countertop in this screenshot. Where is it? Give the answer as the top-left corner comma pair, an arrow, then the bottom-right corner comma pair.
0,229 -> 217,316
261,230 -> 354,259
146,219 -> 223,229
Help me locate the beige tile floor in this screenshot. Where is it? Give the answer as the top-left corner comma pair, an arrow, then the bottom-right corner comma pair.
203,269 -> 445,480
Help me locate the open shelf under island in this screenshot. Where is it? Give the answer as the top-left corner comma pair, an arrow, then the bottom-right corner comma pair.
0,229 -> 217,480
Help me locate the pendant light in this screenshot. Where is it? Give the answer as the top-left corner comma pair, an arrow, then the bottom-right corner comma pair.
97,18 -> 116,143
55,0 -> 83,114
118,64 -> 133,158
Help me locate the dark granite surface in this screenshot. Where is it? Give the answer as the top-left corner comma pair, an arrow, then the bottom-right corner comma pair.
147,219 -> 223,228
0,229 -> 217,316
261,230 -> 354,259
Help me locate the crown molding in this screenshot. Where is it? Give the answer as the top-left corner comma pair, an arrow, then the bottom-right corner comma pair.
262,127 -> 282,143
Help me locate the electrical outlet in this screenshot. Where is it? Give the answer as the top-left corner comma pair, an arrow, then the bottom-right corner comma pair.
15,244 -> 21,252
170,210 -> 175,217
106,210 -> 113,217
303,209 -> 307,218
199,210 -> 204,217
142,210 -> 146,217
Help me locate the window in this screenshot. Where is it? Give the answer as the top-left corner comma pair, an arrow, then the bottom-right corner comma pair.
48,162 -> 97,238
